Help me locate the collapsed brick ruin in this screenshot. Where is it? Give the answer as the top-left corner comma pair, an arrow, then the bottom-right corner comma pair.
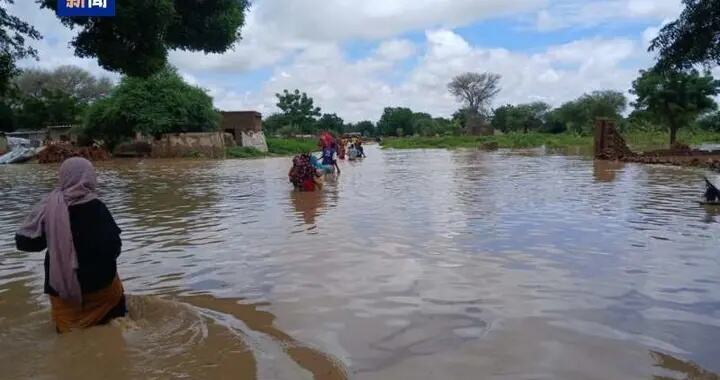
594,119 -> 720,171
37,143 -> 110,164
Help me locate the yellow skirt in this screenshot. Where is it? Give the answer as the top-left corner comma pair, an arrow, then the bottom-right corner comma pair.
50,276 -> 125,333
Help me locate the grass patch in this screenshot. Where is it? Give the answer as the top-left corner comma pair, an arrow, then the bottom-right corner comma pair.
266,138 -> 317,155
381,131 -> 720,152
226,138 -> 318,159
624,130 -> 720,152
226,146 -> 266,158
381,133 -> 592,150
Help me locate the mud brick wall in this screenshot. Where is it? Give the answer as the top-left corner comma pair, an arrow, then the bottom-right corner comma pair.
151,132 -> 228,159
594,119 -> 634,160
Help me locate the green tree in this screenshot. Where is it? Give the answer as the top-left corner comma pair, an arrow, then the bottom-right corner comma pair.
275,89 -> 321,134
548,91 -> 626,134
631,69 -> 720,145
14,89 -> 85,130
650,0 -> 720,70
377,107 -> 415,136
0,0 -> 41,95
15,65 -> 113,103
492,102 -> 551,133
0,99 -> 14,131
697,111 -> 720,132
345,120 -> 377,137
84,66 -> 219,148
38,0 -> 249,77
448,72 -> 501,120
317,113 -> 345,134
356,120 -> 377,137
262,113 -> 286,136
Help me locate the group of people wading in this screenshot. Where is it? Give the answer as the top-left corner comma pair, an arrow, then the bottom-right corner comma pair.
11,134 -> 367,334
289,133 -> 366,192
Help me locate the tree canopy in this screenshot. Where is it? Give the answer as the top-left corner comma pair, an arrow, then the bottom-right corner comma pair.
15,65 -> 113,103
448,72 -> 501,118
631,69 -> 719,145
317,113 -> 345,134
38,0 -> 249,77
0,0 -> 41,95
650,0 -> 720,69
547,91 -> 627,134
84,67 -> 219,148
492,102 -> 551,134
275,89 -> 322,134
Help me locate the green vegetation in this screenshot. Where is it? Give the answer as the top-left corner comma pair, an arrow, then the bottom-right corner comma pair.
650,0 -> 720,70
631,69 -> 719,145
381,133 -> 590,150
226,147 -> 266,159
84,67 -> 219,149
225,138 -> 317,160
37,0 -> 249,77
0,0 -> 41,96
266,138 -> 317,155
381,130 -> 720,152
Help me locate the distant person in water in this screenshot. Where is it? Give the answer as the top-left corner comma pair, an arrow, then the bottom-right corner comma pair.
321,145 -> 341,174
347,144 -> 359,161
355,139 -> 366,158
338,138 -> 347,160
15,157 -> 126,333
289,154 -> 323,191
705,177 -> 720,202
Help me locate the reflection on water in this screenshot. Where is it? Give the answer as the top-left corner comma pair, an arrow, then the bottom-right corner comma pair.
2,147 -> 720,379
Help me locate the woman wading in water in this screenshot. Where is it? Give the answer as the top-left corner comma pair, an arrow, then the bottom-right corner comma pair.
15,157 -> 126,333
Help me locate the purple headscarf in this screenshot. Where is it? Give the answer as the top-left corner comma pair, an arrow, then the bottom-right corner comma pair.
17,157 -> 98,305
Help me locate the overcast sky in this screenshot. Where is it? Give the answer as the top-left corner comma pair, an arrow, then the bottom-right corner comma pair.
9,0 -> 693,122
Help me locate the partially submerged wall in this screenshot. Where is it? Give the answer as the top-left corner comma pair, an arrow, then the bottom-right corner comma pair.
594,119 -> 720,171
151,132 -> 229,159
241,131 -> 268,152
220,111 -> 268,151
0,134 -> 7,155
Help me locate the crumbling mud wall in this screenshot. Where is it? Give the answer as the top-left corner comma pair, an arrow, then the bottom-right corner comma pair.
0,134 -> 7,155
151,132 -> 229,159
241,131 -> 268,152
594,119 -> 720,171
594,119 -> 635,160
37,143 -> 110,164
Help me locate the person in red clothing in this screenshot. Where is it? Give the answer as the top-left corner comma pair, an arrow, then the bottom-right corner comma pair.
289,154 -> 323,191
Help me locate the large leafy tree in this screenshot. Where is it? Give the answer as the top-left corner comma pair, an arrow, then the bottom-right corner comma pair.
650,0 -> 720,69
38,0 -> 249,77
14,89 -> 85,130
15,65 -> 113,103
492,102 -> 551,134
548,91 -> 626,134
377,107 -> 415,136
631,69 -> 720,145
316,113 -> 345,134
275,89 -> 321,134
0,0 -> 41,95
448,72 -> 501,119
84,66 -> 219,148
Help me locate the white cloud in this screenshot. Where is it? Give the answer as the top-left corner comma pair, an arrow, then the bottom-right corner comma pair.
536,0 -> 682,31
375,40 -> 417,61
6,0 -> 686,123
210,30 -> 646,122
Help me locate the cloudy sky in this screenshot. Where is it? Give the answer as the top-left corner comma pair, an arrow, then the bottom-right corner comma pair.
11,0 -> 686,122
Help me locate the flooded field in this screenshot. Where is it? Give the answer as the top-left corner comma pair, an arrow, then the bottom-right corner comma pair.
1,145 -> 720,380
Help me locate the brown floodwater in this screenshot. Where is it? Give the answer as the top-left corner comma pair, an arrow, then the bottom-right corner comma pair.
1,146 -> 720,380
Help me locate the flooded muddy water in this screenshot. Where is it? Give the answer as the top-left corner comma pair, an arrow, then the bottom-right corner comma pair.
1,146 -> 720,379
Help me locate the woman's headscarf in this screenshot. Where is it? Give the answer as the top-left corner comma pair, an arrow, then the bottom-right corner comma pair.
17,157 -> 98,305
